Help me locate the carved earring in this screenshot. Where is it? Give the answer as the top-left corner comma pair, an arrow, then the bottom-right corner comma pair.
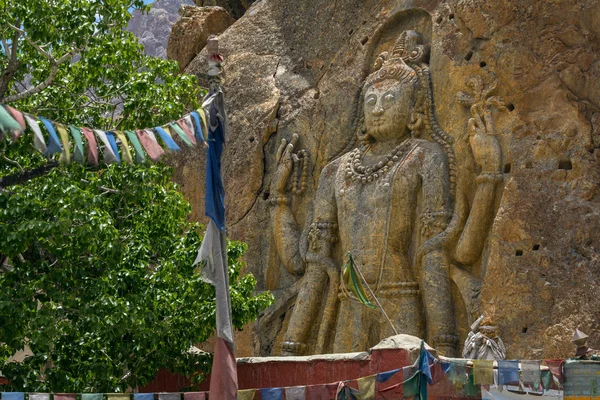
407,111 -> 423,137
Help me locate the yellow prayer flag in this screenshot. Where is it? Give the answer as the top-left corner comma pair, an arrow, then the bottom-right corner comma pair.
473,359 -> 495,385
106,394 -> 130,400
237,389 -> 256,400
114,130 -> 133,164
357,374 -> 377,399
55,124 -> 71,164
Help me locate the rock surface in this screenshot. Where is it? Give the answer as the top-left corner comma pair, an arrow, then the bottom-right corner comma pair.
167,6 -> 234,71
128,0 -> 194,58
194,0 -> 254,20
170,0 -> 600,358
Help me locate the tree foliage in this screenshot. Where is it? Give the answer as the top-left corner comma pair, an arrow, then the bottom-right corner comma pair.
0,0 -> 274,392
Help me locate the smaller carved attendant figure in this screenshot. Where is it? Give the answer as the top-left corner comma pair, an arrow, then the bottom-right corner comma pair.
462,314 -> 506,360
572,329 -> 600,360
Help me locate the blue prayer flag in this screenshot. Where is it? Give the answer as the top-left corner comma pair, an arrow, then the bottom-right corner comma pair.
498,360 -> 520,385
133,394 -> 155,400
190,111 -> 205,143
259,388 -> 283,400
2,393 -> 25,400
205,120 -> 226,230
39,117 -> 62,155
376,368 -> 401,383
105,131 -> 121,164
154,126 -> 181,151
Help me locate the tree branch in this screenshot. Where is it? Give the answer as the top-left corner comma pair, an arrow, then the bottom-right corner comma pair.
0,24 -> 22,99
0,161 -> 58,188
1,22 -> 90,103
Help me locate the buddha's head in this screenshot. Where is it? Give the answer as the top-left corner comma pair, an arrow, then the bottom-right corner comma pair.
361,31 -> 429,143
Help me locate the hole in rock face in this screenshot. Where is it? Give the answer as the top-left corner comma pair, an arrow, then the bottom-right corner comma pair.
504,164 -> 511,173
348,29 -> 353,36
558,159 -> 572,170
516,249 -> 523,256
262,191 -> 270,200
361,36 -> 369,46
480,61 -> 487,68
522,327 -> 528,333
532,244 -> 540,251
249,136 -> 255,143
464,51 -> 473,61
525,162 -> 533,169
507,103 -> 515,111
436,16 -> 443,24
449,13 -> 454,20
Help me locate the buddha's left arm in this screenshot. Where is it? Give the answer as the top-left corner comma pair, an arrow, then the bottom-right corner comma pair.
419,145 -> 458,356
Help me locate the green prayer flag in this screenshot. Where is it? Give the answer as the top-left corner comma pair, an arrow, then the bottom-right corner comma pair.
170,122 -> 193,147
541,369 -> 552,390
403,370 -> 420,397
69,125 -> 85,164
343,253 -> 376,309
464,371 -> 479,397
81,394 -> 103,400
125,130 -> 146,163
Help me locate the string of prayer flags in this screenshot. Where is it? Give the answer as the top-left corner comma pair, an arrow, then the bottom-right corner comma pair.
259,387 -> 283,400
473,360 -> 495,385
284,386 -> 306,400
357,374 -> 377,399
0,103 -> 210,166
236,389 -> 257,400
497,360 -> 520,385
134,394 -> 155,400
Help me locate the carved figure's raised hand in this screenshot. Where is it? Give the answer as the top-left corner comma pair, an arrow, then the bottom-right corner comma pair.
272,133 -> 299,195
468,105 -> 502,173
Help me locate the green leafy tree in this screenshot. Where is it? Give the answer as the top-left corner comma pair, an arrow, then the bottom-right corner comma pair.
0,0 -> 274,392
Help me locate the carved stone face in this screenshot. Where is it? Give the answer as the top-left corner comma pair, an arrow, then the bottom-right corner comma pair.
363,78 -> 416,142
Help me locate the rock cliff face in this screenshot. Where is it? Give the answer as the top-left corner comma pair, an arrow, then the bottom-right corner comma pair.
128,0 -> 194,58
168,0 -> 600,358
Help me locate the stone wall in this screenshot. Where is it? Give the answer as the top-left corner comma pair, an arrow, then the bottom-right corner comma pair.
167,0 -> 600,358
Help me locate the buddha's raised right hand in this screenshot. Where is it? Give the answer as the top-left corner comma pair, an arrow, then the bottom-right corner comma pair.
271,133 -> 299,195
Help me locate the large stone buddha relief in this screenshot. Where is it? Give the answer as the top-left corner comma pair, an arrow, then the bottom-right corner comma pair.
263,10 -> 508,357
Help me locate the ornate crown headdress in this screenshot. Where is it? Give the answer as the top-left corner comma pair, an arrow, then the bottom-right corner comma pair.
364,30 -> 430,88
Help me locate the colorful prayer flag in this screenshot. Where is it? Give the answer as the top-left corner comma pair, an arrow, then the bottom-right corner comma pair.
376,368 -> 401,383
125,130 -> 146,163
55,124 -> 72,164
473,360 -> 494,385
154,126 -> 180,151
39,117 -> 63,156
182,392 -> 205,400
157,393 -> 179,400
497,360 -> 520,385
177,117 -> 197,145
137,129 -> 165,162
193,88 -> 236,400
104,131 -> 122,163
357,374 -> 376,399
520,360 -> 541,390
342,253 -> 376,309
1,393 -> 24,400
28,394 -> 50,400
93,129 -> 118,164
81,394 -> 103,400
169,122 -> 194,147
236,389 -> 256,400
53,394 -> 77,400
259,387 -> 283,400
284,386 -> 306,400
68,125 -> 85,164
133,394 -> 155,400
24,114 -> 47,153
0,106 -> 22,140
190,111 -> 205,144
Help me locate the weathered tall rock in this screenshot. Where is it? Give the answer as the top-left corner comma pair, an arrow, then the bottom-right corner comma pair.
168,0 -> 600,358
